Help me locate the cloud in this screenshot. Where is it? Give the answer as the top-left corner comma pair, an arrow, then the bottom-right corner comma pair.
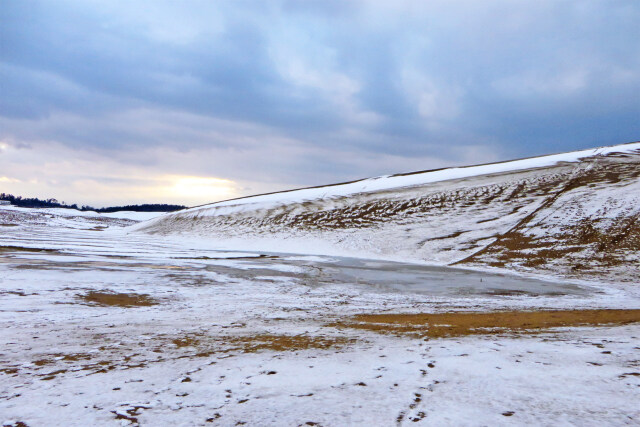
0,122 -> 497,206
1,0 -> 639,204
0,176 -> 21,183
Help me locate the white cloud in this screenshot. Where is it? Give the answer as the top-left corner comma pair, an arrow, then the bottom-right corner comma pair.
492,68 -> 590,98
400,69 -> 462,128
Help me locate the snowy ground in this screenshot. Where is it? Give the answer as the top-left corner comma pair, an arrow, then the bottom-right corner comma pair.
1,206 -> 639,426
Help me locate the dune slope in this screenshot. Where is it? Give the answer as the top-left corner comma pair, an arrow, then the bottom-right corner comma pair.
135,142 -> 640,282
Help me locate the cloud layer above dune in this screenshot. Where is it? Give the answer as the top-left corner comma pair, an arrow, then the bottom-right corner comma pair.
1,1 -> 639,206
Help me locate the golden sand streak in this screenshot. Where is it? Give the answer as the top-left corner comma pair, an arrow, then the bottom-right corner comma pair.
330,309 -> 640,338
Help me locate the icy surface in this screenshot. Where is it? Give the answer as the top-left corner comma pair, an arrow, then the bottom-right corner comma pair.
1,206 -> 639,426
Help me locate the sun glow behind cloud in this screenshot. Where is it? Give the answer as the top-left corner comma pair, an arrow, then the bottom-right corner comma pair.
65,174 -> 240,208
0,139 -> 244,207
0,176 -> 21,183
163,176 -> 237,202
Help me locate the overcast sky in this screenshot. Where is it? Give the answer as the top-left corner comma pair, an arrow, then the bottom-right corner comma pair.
1,0 -> 639,207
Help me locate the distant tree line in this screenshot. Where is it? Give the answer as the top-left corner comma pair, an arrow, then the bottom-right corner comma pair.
0,193 -> 186,212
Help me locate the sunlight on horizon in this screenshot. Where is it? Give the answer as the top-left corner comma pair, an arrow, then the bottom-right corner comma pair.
163,175 -> 238,203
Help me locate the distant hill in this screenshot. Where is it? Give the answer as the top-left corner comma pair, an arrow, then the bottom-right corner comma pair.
134,142 -> 640,283
0,193 -> 186,213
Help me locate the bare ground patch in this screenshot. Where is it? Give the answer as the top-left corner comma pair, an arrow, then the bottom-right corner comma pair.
169,332 -> 357,356
0,245 -> 60,254
229,334 -> 356,353
6,351 -> 156,380
330,309 -> 640,338
78,291 -> 158,307
7,333 -> 358,381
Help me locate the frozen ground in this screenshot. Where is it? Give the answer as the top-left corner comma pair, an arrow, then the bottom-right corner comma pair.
1,206 -> 639,426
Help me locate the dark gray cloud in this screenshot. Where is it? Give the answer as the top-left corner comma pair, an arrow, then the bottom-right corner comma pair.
1,0 -> 639,180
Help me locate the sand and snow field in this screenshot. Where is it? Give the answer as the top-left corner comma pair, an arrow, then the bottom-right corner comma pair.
1,206 -> 639,426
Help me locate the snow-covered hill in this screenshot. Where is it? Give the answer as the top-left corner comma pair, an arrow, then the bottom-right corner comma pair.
134,142 -> 640,282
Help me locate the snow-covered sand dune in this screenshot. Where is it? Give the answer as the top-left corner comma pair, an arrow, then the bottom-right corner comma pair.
135,142 -> 640,283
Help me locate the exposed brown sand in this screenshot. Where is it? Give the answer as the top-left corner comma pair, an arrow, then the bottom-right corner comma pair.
0,245 -> 60,253
330,309 -> 640,338
7,334 -> 356,383
229,334 -> 356,353
171,333 -> 356,355
79,291 -> 157,307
